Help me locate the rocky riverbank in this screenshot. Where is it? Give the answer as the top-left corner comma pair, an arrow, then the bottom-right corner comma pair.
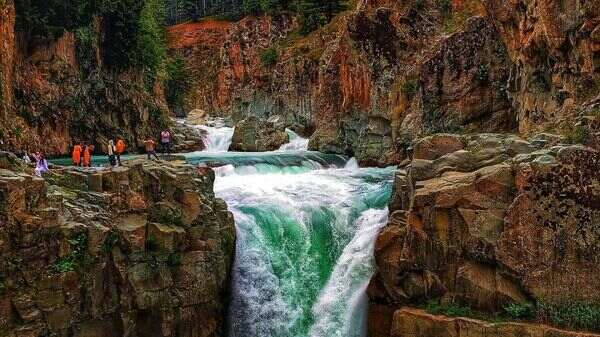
0,152 -> 235,337
368,133 -> 600,337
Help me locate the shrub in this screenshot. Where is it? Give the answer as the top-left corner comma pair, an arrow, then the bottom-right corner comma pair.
101,231 -> 119,253
537,301 -> 600,332
167,253 -> 182,267
504,302 -> 535,320
435,0 -> 452,16
145,236 -> 159,252
426,300 -> 472,317
414,0 -> 426,11
401,80 -> 419,99
260,47 -> 279,67
52,232 -> 88,273
564,124 -> 589,145
475,64 -> 489,85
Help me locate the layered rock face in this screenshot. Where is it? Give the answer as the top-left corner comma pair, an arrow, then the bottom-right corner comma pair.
483,0 -> 600,135
168,0 -> 599,162
368,134 -> 600,336
229,116 -> 289,152
0,0 -> 176,156
0,152 -> 235,337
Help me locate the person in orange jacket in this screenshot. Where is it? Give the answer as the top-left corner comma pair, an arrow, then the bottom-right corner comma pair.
82,144 -> 92,167
72,143 -> 83,166
115,137 -> 126,166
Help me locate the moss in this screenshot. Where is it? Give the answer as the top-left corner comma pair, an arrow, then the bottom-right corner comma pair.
260,47 -> 279,67
563,124 -> 589,145
52,232 -> 89,273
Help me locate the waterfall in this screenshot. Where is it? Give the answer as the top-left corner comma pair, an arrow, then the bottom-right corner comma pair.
210,154 -> 394,337
183,117 -> 394,337
196,118 -> 234,152
278,129 -> 310,152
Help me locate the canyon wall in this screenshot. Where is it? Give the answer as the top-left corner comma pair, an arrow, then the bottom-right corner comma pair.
0,0 -> 173,156
0,152 -> 235,336
368,134 -> 600,337
168,0 -> 599,165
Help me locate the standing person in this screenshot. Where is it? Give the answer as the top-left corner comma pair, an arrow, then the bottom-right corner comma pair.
72,143 -> 83,166
144,137 -> 160,160
107,140 -> 117,167
115,137 -> 126,166
33,152 -> 49,177
160,129 -> 172,156
83,144 -> 92,167
22,151 -> 31,164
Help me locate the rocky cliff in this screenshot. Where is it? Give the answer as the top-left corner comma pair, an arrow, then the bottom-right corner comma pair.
0,152 -> 235,336
368,133 -> 600,337
167,0 -> 599,165
0,0 -> 177,156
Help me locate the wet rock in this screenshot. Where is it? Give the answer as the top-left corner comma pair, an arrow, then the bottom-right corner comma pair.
229,116 -> 289,152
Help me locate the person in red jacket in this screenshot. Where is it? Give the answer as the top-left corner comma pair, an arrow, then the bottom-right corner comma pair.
115,138 -> 126,166
72,143 -> 83,166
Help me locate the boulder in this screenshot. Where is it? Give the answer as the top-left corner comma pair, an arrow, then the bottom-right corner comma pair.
229,116 -> 289,152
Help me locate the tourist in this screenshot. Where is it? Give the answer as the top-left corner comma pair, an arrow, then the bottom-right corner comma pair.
33,152 -> 48,177
83,144 -> 92,167
107,140 -> 117,167
160,129 -> 172,155
22,151 -> 31,164
144,137 -> 159,160
72,143 -> 83,166
115,137 -> 126,166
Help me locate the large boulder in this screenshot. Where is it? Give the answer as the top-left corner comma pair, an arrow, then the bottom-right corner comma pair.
229,116 -> 289,152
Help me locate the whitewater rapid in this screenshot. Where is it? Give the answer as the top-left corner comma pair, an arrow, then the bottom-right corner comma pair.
186,121 -> 393,337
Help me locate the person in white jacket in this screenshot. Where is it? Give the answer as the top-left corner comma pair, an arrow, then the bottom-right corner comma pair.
107,140 -> 117,167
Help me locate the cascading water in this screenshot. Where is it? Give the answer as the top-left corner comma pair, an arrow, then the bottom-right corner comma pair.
278,129 -> 309,152
186,122 -> 394,337
195,118 -> 235,152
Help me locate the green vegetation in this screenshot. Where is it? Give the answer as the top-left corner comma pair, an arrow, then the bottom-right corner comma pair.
504,302 -> 534,320
475,64 -> 489,85
260,47 -> 279,67
435,0 -> 452,16
165,55 -> 190,114
101,231 -> 119,253
145,235 -> 160,252
424,299 -> 600,333
401,80 -> 419,100
14,0 -> 169,78
537,301 -> 600,332
426,300 -> 473,317
167,252 -> 182,267
239,0 -> 347,34
52,232 -> 89,273
564,124 -> 589,145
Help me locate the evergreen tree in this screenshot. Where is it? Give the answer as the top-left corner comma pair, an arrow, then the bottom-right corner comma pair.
298,0 -> 346,35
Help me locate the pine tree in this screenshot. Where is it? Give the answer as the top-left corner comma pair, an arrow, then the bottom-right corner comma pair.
298,0 -> 346,35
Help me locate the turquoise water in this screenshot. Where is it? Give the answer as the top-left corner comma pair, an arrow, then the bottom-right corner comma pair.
215,157 -> 394,337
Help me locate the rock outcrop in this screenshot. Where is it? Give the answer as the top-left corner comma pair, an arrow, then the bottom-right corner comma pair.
0,0 -> 193,156
391,308 -> 600,337
368,133 -> 600,336
0,152 -> 235,337
229,116 -> 289,152
167,0 -> 599,165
